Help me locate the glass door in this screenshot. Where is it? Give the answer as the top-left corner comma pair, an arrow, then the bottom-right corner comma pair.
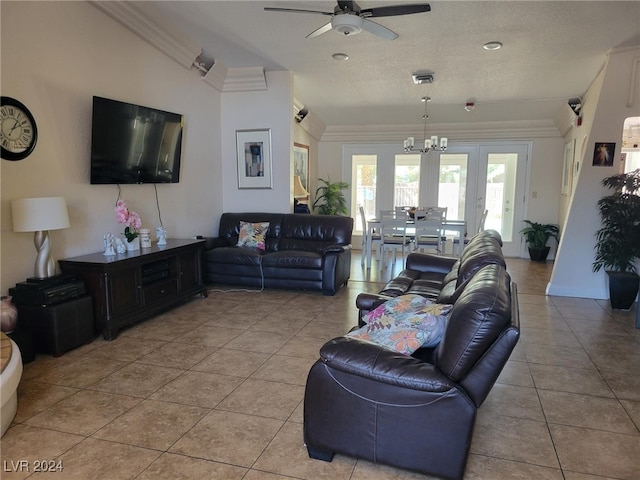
477,145 -> 528,256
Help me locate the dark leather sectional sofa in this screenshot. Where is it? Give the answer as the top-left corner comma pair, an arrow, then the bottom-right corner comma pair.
303,230 -> 520,480
202,212 -> 353,295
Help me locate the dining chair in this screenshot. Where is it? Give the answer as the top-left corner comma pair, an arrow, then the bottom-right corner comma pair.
379,209 -> 397,219
453,209 -> 488,255
412,211 -> 445,254
359,205 -> 381,266
380,217 -> 412,268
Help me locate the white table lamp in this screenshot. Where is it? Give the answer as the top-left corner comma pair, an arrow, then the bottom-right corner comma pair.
11,196 -> 70,279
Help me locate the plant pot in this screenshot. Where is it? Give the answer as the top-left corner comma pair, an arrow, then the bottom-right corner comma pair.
528,246 -> 550,262
125,236 -> 140,252
606,271 -> 640,310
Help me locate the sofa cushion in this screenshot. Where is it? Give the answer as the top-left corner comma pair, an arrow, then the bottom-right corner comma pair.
218,213 -> 284,252
261,250 -> 323,269
237,221 -> 269,250
206,246 -> 262,265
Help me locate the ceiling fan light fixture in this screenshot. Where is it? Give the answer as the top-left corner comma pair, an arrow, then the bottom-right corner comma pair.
331,14 -> 364,35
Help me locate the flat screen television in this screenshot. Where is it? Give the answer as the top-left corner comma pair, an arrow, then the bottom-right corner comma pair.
90,96 -> 183,184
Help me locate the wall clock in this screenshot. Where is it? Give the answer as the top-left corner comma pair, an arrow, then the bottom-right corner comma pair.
1,96 -> 38,161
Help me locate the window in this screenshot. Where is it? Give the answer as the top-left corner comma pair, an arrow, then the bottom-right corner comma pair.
438,153 -> 468,220
394,154 -> 420,208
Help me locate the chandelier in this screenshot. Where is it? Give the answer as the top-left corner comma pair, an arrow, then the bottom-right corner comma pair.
403,96 -> 447,153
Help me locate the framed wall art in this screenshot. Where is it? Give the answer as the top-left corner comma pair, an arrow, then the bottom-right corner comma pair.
293,142 -> 309,192
236,129 -> 273,189
592,142 -> 615,167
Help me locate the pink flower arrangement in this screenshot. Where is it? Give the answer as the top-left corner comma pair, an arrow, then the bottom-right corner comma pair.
115,200 -> 142,242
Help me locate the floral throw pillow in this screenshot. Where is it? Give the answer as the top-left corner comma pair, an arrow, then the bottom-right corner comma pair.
237,221 -> 269,251
352,294 -> 453,354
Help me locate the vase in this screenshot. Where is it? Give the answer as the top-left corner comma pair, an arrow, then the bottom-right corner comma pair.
125,236 -> 140,252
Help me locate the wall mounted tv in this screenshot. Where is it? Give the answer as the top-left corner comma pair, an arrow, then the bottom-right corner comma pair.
90,96 -> 183,184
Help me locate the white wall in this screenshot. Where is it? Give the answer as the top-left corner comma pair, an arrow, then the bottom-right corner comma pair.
0,1 -> 222,293
548,47 -> 640,299
220,71 -> 293,214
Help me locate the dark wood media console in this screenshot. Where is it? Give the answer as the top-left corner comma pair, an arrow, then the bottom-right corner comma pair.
59,238 -> 207,340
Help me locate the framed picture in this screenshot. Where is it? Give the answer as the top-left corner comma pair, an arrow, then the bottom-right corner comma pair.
236,129 -> 273,189
592,142 -> 615,167
293,143 -> 309,192
561,140 -> 574,195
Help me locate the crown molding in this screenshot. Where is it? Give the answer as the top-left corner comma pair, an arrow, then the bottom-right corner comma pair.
90,1 -> 201,69
202,63 -> 267,92
320,120 -> 561,142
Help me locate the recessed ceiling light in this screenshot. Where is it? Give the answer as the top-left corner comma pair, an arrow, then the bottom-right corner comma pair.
483,41 -> 503,51
332,52 -> 349,61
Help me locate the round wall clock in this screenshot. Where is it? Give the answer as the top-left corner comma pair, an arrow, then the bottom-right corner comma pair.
1,96 -> 38,161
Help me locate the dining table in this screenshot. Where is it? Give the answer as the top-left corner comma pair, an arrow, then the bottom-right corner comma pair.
364,217 -> 467,269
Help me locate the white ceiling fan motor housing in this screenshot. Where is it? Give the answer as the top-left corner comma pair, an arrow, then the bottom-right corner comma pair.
332,14 -> 364,35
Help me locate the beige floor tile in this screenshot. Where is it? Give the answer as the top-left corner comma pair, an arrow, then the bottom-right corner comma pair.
119,317 -> 199,341
562,472 -> 622,480
600,370 -> 640,401
496,360 -> 534,388
471,413 -> 559,468
251,354 -> 317,385
169,410 -> 283,467
35,437 -> 160,480
217,378 -> 305,420
201,311 -> 260,329
253,421 -> 356,480
136,341 -> 217,369
137,453 -> 247,480
351,459 -> 439,479
91,363 -> 182,398
228,301 -> 283,316
191,347 -> 270,377
13,380 -> 79,423
174,324 -> 244,347
523,343 -> 597,370
480,384 -> 545,421
288,399 -> 304,423
518,314 -> 572,332
620,399 -> 640,430
550,424 -> 640,479
93,399 -> 208,450
223,329 -> 295,354
276,334 -> 328,359
521,327 -> 581,348
539,390 -> 638,434
250,314 -> 311,335
0,425 -> 84,480
28,356 -> 128,389
464,455 -> 564,480
296,320 -> 351,341
150,370 -> 244,408
24,390 -> 140,436
588,350 -> 640,373
529,364 -> 615,397
85,335 -> 166,362
243,470 -> 302,480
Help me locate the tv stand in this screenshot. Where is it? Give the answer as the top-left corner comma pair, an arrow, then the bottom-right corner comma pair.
59,239 -> 207,340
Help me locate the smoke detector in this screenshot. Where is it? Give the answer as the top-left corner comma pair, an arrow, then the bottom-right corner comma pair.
412,72 -> 434,84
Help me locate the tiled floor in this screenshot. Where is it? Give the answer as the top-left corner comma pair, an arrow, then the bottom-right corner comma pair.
2,254 -> 640,479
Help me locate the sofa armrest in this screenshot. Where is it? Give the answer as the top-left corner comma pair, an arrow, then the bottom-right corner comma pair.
355,292 -> 393,312
321,244 -> 352,254
406,253 -> 458,274
319,336 -> 456,392
205,237 -> 230,249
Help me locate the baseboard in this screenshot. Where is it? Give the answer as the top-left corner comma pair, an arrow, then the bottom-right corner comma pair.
545,282 -> 608,300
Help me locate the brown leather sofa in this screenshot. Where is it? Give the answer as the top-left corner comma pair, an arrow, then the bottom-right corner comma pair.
355,229 -> 506,323
203,212 -> 353,295
303,231 -> 519,480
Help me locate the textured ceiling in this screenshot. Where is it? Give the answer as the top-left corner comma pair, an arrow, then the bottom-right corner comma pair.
153,1 -> 640,126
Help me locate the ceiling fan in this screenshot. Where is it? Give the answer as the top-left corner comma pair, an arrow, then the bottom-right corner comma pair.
264,1 -> 431,40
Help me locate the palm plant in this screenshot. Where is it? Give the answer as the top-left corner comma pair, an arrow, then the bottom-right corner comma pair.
592,168 -> 640,273
520,220 -> 560,248
312,177 -> 350,215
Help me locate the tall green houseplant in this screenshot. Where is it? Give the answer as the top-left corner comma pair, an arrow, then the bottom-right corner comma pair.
519,220 -> 560,261
313,177 -> 349,215
592,168 -> 640,309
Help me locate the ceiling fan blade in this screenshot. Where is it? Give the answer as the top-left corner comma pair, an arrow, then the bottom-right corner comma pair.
361,18 -> 398,40
361,4 -> 431,18
306,21 -> 333,39
264,7 -> 332,16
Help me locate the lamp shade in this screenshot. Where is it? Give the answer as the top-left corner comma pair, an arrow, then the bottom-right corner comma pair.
11,197 -> 70,232
293,175 -> 309,198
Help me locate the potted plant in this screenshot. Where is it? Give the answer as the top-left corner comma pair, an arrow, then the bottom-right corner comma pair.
592,169 -> 640,310
313,177 -> 349,215
520,220 -> 560,261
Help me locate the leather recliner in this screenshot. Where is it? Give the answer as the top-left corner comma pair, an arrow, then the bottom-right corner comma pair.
303,263 -> 520,480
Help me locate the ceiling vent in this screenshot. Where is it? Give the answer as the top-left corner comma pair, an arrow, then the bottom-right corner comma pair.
412,72 -> 434,84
